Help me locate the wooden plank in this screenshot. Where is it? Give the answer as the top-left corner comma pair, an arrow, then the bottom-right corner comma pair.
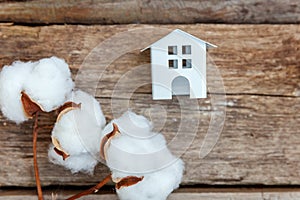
0,24 -> 298,96
2,190 -> 300,200
0,24 -> 299,187
0,0 -> 300,24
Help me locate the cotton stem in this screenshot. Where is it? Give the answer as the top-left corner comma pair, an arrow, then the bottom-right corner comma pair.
33,111 -> 43,200
66,174 -> 112,200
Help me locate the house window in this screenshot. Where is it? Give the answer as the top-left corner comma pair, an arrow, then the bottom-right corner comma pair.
182,45 -> 191,54
168,46 -> 177,55
169,59 -> 178,69
182,59 -> 192,68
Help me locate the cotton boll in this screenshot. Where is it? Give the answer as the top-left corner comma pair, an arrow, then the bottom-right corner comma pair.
50,110 -> 101,173
102,111 -> 176,173
113,159 -> 184,200
52,110 -> 101,155
0,61 -> 35,123
0,57 -> 74,123
101,111 -> 185,200
23,56 -> 74,112
49,90 -> 106,174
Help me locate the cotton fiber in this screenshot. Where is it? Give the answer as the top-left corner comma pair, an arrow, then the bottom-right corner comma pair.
101,111 -> 184,200
67,90 -> 106,128
48,144 -> 99,174
0,61 -> 35,123
23,56 -> 74,112
49,90 -> 106,174
0,57 -> 74,123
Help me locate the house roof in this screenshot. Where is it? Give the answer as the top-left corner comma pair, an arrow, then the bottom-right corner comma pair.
141,29 -> 217,52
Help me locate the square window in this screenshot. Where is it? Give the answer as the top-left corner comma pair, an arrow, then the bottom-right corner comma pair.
168,46 -> 177,55
182,45 -> 191,54
169,59 -> 178,69
182,59 -> 192,68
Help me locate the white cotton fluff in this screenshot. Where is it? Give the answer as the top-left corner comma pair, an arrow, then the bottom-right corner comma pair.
101,111 -> 185,200
0,57 -> 74,123
67,90 -> 106,128
0,61 -> 35,123
23,56 -> 74,112
48,90 -> 106,174
48,144 -> 99,174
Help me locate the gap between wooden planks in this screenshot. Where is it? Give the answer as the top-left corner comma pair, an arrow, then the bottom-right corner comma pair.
0,0 -> 300,24
3,187 -> 300,199
0,24 -> 299,187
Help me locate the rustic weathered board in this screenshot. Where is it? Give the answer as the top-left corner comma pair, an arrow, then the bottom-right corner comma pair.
0,0 -> 300,24
0,24 -> 299,189
3,190 -> 300,200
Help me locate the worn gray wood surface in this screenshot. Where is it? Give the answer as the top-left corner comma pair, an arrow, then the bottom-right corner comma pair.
2,190 -> 300,200
0,24 -> 299,188
0,0 -> 300,24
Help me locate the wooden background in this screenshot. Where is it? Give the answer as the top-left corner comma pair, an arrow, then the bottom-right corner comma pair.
0,0 -> 300,199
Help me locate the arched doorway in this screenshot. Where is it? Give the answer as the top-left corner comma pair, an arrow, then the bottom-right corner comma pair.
171,76 -> 190,96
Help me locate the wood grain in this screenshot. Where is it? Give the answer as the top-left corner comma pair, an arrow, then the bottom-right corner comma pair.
2,190 -> 300,200
0,24 -> 299,187
0,0 -> 300,24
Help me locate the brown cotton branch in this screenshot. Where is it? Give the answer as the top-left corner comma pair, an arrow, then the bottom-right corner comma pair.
66,174 -> 112,200
21,91 -> 45,199
33,112 -> 43,200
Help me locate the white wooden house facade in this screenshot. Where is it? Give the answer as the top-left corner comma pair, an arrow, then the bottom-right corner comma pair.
142,29 -> 216,100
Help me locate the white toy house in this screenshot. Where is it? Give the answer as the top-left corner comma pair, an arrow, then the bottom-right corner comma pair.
142,29 -> 216,100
